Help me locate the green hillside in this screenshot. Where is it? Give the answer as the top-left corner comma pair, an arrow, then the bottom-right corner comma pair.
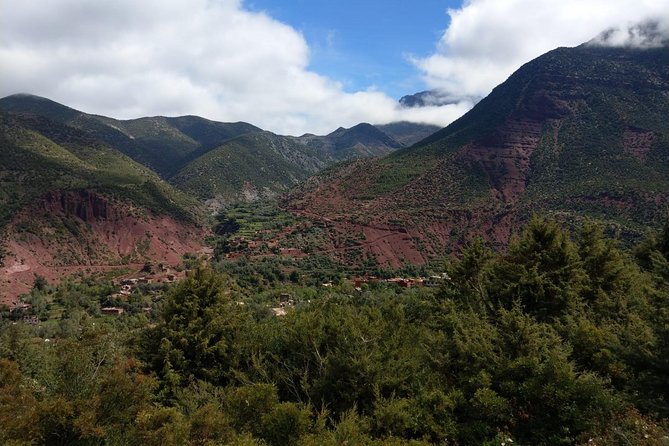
0,95 -> 263,177
377,45 -> 667,216
170,131 -> 331,201
0,111 -> 201,228
0,95 -> 424,204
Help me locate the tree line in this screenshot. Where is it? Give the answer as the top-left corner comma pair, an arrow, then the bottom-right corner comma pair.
1,217 -> 668,444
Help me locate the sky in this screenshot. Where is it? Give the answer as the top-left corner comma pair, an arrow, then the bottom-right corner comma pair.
1,0 -> 667,135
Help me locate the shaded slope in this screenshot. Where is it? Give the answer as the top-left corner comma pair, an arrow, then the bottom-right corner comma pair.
0,94 -> 263,177
171,131 -> 330,204
171,123 -> 426,204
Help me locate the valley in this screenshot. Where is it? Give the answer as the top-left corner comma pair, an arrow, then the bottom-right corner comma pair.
1,33 -> 669,445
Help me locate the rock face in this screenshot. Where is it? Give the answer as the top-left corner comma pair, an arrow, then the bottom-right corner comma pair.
459,118 -> 544,203
0,190 -> 206,303
42,190 -> 119,221
286,44 -> 669,268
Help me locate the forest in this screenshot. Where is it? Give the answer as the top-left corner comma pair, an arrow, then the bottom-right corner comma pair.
1,217 -> 668,445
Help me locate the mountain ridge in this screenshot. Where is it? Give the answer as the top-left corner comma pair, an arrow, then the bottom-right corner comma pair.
0,94 -> 440,204
0,110 -> 207,301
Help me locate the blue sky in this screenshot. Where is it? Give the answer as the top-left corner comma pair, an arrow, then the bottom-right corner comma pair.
247,0 -> 460,99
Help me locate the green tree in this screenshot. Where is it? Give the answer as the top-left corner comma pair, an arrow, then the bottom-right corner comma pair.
441,237 -> 495,312
491,217 -> 586,321
141,267 -> 249,394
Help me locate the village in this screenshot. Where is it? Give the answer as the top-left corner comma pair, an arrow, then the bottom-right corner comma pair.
269,273 -> 451,317
5,263 -> 450,325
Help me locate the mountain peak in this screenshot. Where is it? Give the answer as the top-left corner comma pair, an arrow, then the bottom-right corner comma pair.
1,93 -> 83,122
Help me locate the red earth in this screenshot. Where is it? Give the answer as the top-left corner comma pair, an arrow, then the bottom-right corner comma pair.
1,190 -> 208,305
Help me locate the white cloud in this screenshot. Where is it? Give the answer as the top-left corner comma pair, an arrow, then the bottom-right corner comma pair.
2,1 -> 667,135
589,19 -> 669,48
0,0 -> 459,135
414,0 -> 669,101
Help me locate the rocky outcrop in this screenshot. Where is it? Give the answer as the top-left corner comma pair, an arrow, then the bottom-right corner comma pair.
41,190 -> 122,221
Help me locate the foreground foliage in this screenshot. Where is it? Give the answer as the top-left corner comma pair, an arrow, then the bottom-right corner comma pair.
1,217 -> 668,445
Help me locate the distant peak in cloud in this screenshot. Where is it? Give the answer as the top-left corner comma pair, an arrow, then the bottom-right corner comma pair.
399,89 -> 480,108
587,19 -> 669,48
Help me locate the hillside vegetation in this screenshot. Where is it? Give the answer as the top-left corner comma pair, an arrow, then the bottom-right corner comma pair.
1,95 -> 439,204
1,217 -> 668,444
0,112 -> 200,228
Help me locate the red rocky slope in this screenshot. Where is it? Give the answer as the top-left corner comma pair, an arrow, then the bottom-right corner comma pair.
1,190 -> 207,304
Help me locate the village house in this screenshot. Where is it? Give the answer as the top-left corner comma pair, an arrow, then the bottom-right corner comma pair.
386,278 -> 413,288
101,307 -> 125,316
22,315 -> 39,325
424,273 -> 450,287
353,276 -> 380,287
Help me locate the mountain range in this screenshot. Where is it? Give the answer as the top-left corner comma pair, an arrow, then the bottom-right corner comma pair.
1,39 -> 668,297
0,94 -> 439,205
0,94 -> 438,299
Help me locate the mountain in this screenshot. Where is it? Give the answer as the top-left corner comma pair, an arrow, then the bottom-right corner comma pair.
0,111 -> 206,301
170,123 -> 433,206
0,94 -> 263,177
286,43 -> 669,267
298,123 -> 402,158
399,89 -> 461,108
399,89 -> 481,109
300,122 -> 440,156
0,95 -> 440,298
170,131 -> 330,207
375,122 -> 441,146
1,95 -> 436,205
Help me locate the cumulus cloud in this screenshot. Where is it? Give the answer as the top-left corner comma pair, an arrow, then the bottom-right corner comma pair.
2,1 -> 667,135
414,0 -> 669,102
0,0 -> 462,135
589,19 -> 669,48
